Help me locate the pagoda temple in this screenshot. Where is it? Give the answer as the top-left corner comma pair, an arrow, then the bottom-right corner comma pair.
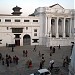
11,6 -> 22,16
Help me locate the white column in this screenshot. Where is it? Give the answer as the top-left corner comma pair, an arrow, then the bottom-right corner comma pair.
20,35 -> 23,46
50,18 -> 52,38
48,17 -> 52,38
48,17 -> 50,34
45,17 -> 48,35
56,17 -> 59,38
70,18 -> 72,38
63,18 -> 66,38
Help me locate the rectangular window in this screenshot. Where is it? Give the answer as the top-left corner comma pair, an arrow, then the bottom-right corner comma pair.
66,35 -> 69,37
0,40 -> 2,44
52,35 -> 55,37
24,20 -> 29,22
59,35 -> 62,37
15,19 -> 20,22
14,34 -> 20,38
32,39 -> 39,43
7,27 -> 8,30
0,19 -> 1,22
34,29 -> 37,32
34,33 -> 37,36
33,20 -> 38,22
5,19 -> 11,22
26,27 -> 28,30
12,28 -> 23,33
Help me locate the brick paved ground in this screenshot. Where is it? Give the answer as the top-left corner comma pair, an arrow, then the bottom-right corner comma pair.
0,45 -> 71,75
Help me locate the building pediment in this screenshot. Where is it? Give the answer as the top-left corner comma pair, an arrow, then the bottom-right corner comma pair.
49,3 -> 64,9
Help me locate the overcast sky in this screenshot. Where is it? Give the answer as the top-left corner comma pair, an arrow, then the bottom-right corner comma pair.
0,0 -> 74,16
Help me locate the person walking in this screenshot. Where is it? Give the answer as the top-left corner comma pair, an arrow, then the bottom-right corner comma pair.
16,56 -> 19,65
26,50 -> 28,57
49,60 -> 54,71
58,44 -> 61,49
9,55 -> 12,63
23,50 -> 25,57
0,53 -> 2,61
39,51 -> 41,57
63,59 -> 66,67
53,47 -> 55,53
12,46 -> 14,52
39,61 -> 43,69
6,57 -> 9,67
2,57 -> 4,65
13,56 -> 15,63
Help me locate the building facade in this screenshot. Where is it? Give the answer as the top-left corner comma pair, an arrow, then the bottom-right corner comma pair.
0,6 -> 40,46
33,4 -> 75,47
0,4 -> 75,46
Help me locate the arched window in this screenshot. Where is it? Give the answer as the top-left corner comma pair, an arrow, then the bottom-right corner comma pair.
66,19 -> 68,22
58,19 -> 62,25
51,19 -> 55,25
65,19 -> 69,26
23,34 -> 31,45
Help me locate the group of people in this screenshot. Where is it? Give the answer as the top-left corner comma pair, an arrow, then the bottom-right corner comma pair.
23,50 -> 28,57
63,56 -> 70,67
0,53 -> 19,67
49,44 -> 61,57
26,59 -> 32,68
49,46 -> 56,57
0,44 -> 70,73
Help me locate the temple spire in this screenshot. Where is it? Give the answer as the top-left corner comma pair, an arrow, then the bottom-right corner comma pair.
11,6 -> 22,16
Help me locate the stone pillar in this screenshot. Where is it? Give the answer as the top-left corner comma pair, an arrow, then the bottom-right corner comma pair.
56,17 -> 59,38
48,17 -> 52,38
63,18 -> 66,38
70,18 -> 72,38
45,16 -> 48,35
20,34 -> 23,46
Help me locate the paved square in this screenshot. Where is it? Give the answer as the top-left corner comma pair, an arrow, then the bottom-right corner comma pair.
0,45 -> 71,75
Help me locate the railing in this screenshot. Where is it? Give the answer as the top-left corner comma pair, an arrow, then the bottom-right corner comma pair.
6,43 -> 15,47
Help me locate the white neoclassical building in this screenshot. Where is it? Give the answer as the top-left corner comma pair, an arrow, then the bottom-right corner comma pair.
33,4 -> 75,47
0,4 -> 75,46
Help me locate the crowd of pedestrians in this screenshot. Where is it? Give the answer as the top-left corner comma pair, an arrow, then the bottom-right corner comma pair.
0,53 -> 19,67
0,44 -> 71,75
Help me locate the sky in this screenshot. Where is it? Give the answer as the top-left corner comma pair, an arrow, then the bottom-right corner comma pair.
0,0 -> 74,16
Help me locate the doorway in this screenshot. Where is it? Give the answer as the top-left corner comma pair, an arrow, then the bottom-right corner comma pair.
15,40 -> 20,46
23,34 -> 31,45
